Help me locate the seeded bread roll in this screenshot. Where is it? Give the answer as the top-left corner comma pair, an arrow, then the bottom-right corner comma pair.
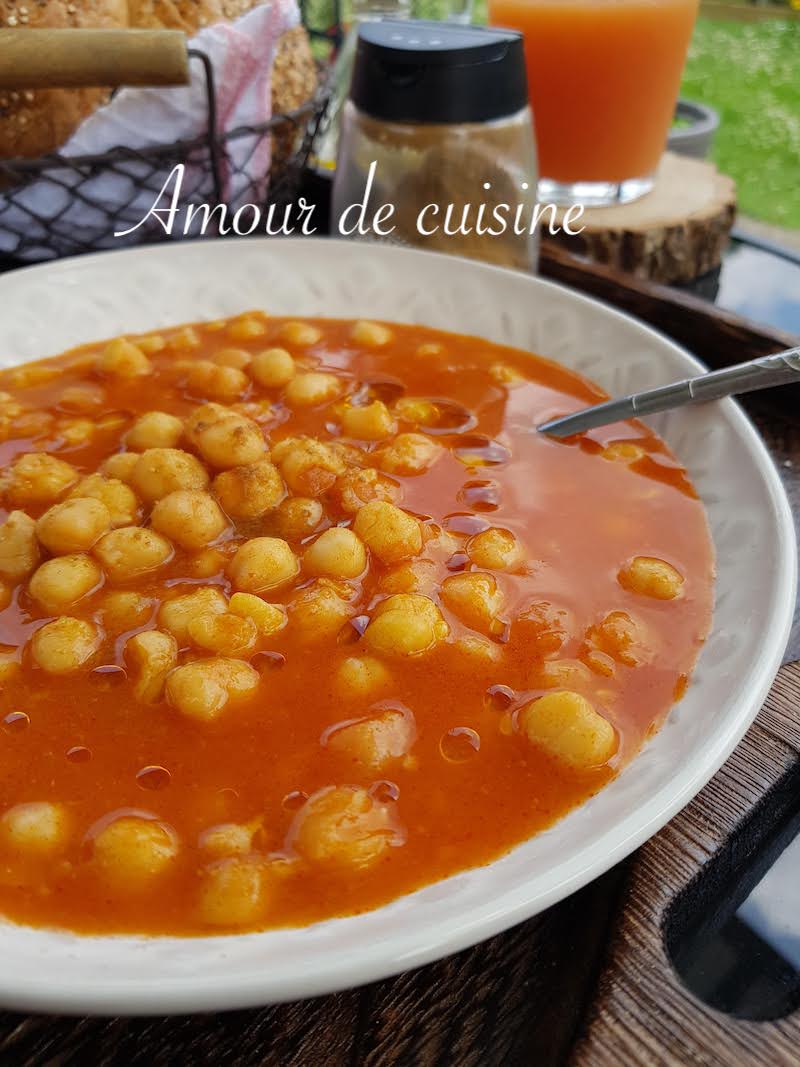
0,0 -> 128,160
0,1 -> 317,162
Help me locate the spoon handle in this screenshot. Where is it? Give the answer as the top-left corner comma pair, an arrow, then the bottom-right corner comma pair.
538,346 -> 800,438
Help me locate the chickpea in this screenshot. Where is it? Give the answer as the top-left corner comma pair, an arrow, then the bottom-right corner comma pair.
284,372 -> 341,408
58,418 -> 95,446
233,398 -> 273,424
364,593 -> 449,657
227,316 -> 267,342
583,650 -> 616,678
99,452 -> 140,485
489,362 -> 525,385
353,500 -> 422,565
340,400 -> 397,441
602,441 -> 646,464
454,633 -> 502,666
184,360 -> 249,402
199,822 -> 254,858
188,612 -> 258,657
514,599 -> 572,657
1,452 -> 78,507
229,592 -> 287,636
158,586 -> 228,644
0,801 -> 69,857
587,610 -> 648,668
102,590 -> 155,632
290,786 -> 400,868
0,650 -> 20,682
277,437 -> 345,497
95,338 -> 152,378
8,364 -> 59,388
228,537 -> 299,594
36,496 -> 112,554
69,474 -> 140,527
166,657 -> 259,721
212,347 -> 252,369
150,490 -> 228,550
375,433 -> 441,476
466,527 -> 523,570
125,411 -> 184,451
277,321 -> 321,347
94,526 -> 173,583
519,691 -> 617,768
0,510 -> 40,581
91,815 -> 178,888
194,413 -> 266,469
251,347 -> 296,388
327,709 -> 413,769
350,320 -> 393,347
0,580 -> 11,611
187,547 -> 228,578
394,397 -> 440,427
213,459 -> 284,520
169,326 -> 201,351
268,496 -> 323,541
28,554 -> 102,612
198,855 -> 272,927
331,441 -> 367,467
619,556 -> 684,600
135,333 -> 166,355
335,655 -> 392,700
58,382 -> 106,413
304,527 -> 367,580
184,402 -> 232,445
31,617 -> 100,674
125,629 -> 178,703
532,659 -> 594,691
441,572 -> 504,635
330,467 -> 399,516
130,448 -> 209,504
379,558 -> 438,596
289,579 -> 354,641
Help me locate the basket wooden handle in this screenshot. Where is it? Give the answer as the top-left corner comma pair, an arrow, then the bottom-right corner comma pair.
0,29 -> 190,90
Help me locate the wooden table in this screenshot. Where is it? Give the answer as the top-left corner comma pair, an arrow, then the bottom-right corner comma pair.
0,239 -> 798,1067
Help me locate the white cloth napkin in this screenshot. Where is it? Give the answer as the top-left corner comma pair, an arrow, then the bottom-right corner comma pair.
0,0 -> 300,260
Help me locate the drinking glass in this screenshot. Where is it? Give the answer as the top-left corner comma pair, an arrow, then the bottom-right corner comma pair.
487,0 -> 698,206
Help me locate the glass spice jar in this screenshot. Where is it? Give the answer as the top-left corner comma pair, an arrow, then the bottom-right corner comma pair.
332,21 -> 539,272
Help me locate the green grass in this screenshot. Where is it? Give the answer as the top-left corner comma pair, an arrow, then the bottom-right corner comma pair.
681,17 -> 800,228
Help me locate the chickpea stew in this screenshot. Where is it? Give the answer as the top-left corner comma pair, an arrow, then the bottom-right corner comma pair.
0,314 -> 713,935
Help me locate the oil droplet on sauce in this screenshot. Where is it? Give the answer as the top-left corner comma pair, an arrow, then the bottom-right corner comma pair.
458,479 -> 502,512
484,684 -> 515,712
370,780 -> 400,803
136,765 -> 171,791
66,745 -> 91,763
2,711 -> 29,734
282,790 -> 308,811
89,664 -> 127,687
251,651 -> 286,673
440,727 -> 481,763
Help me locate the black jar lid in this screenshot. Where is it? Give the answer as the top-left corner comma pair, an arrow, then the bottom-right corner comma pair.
349,20 -> 528,125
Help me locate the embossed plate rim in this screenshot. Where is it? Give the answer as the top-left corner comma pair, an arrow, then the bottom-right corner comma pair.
0,238 -> 794,1015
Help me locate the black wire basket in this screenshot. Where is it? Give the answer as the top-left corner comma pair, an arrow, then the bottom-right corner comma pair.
0,45 -> 332,264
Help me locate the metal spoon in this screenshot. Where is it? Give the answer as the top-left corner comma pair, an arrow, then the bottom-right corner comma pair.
538,346 -> 800,438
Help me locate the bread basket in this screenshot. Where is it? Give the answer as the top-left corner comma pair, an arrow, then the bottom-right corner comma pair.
0,24 -> 333,263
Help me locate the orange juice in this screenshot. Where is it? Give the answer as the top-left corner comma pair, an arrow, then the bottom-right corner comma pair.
488,0 -> 698,186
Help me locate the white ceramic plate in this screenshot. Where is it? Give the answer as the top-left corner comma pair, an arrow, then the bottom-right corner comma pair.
0,239 -> 795,1015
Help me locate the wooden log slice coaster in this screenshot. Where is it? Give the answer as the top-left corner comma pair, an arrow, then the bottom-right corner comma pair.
547,152 -> 737,285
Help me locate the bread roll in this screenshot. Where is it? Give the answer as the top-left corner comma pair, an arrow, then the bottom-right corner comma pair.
0,0 -> 317,161
0,0 -> 128,160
